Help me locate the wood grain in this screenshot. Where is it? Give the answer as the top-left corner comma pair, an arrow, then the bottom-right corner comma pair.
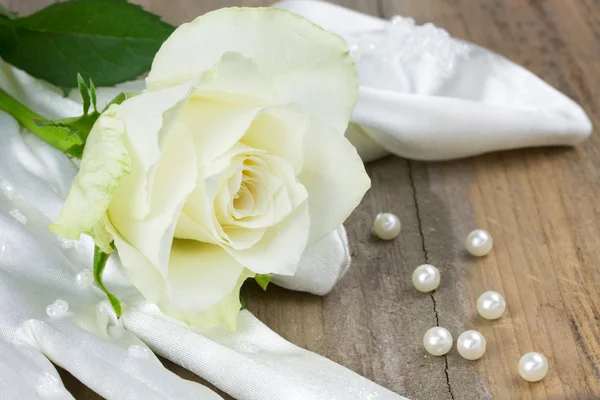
378,1 -> 600,399
1,0 -> 599,399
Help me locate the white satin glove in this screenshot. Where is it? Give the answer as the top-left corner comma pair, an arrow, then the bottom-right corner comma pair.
275,0 -> 593,161
0,63 -> 406,400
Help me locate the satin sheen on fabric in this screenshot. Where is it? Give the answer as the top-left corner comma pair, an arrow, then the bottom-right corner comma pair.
275,0 -> 593,161
0,62 -> 407,399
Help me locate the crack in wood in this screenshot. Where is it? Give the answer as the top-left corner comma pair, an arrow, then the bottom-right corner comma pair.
409,162 -> 455,400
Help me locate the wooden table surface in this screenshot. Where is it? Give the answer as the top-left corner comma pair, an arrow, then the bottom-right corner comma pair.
3,0 -> 600,399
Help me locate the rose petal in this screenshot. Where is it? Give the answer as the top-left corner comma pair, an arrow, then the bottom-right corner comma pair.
108,122 -> 197,276
113,82 -> 192,219
147,7 -> 358,134
178,145 -> 268,243
174,211 -> 216,243
161,268 -> 254,330
166,240 -> 245,311
221,226 -> 266,251
224,201 -> 310,275
191,51 -> 275,105
262,155 -> 308,218
177,168 -> 224,244
180,99 -> 262,168
107,222 -> 168,307
241,104 -> 307,174
110,221 -> 250,329
298,118 -> 370,244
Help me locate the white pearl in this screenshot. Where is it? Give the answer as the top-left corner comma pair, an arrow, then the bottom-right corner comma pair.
457,330 -> 486,360
477,291 -> 506,320
412,264 -> 440,293
46,299 -> 69,317
465,229 -> 493,256
519,352 -> 548,382
128,345 -> 150,359
373,213 -> 401,240
423,327 -> 453,356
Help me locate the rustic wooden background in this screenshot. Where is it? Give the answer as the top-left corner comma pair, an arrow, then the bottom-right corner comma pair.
2,0 -> 599,399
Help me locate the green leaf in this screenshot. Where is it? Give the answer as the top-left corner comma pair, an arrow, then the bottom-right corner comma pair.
93,244 -> 122,317
240,295 -> 247,310
255,274 -> 273,291
77,74 -> 91,115
0,0 -> 175,87
90,80 -> 97,112
34,112 -> 100,158
102,91 -> 135,111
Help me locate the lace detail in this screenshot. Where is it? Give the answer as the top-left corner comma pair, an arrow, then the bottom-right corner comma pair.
348,16 -> 470,78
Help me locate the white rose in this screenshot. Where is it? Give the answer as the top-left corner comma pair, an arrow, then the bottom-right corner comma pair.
50,7 -> 370,329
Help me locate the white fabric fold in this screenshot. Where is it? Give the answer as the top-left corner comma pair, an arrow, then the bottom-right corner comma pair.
0,338 -> 73,400
275,0 -> 593,161
0,61 -> 405,399
124,306 -> 402,400
272,224 -> 351,295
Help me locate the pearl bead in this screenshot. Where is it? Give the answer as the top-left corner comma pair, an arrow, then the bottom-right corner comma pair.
519,352 -> 548,382
457,330 -> 486,360
423,327 -> 453,356
477,291 -> 506,320
465,229 -> 493,256
412,264 -> 440,293
373,213 -> 401,240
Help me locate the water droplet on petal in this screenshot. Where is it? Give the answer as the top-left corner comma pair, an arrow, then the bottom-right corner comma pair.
46,299 -> 69,317
128,345 -> 150,359
0,244 -> 7,253
9,209 -> 27,225
75,269 -> 93,288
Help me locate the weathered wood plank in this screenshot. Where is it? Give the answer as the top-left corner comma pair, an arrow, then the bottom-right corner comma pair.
381,0 -> 600,399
